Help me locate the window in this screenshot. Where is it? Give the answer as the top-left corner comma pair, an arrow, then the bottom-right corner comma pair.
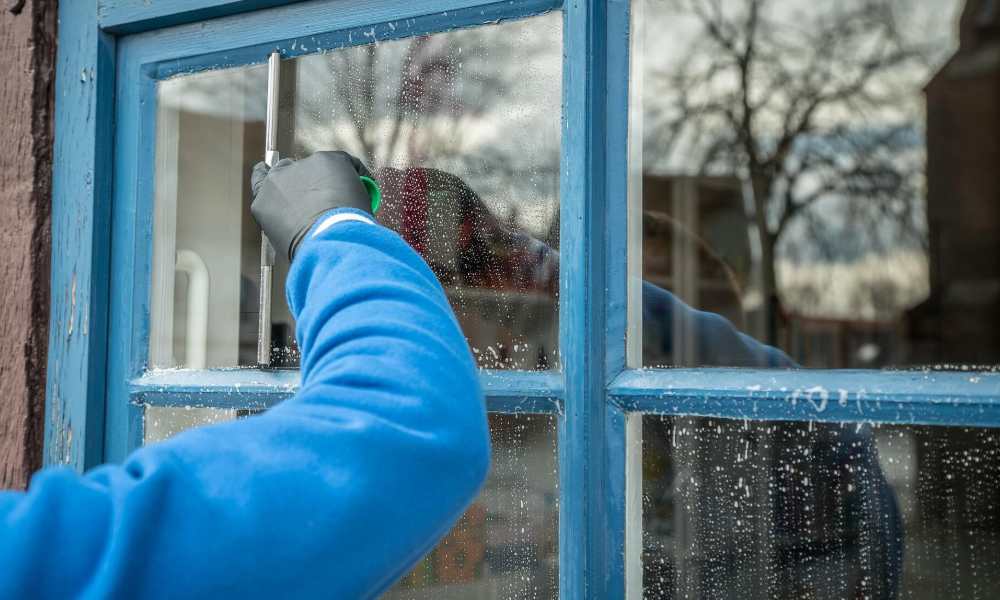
631,0 -> 1000,597
48,1 -> 1000,598
129,7 -> 563,597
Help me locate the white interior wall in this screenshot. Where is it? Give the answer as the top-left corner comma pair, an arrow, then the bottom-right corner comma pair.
172,105 -> 244,367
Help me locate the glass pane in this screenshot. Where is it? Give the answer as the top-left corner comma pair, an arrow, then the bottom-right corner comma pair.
632,0 -> 999,368
142,409 -> 558,598
387,414 -> 558,600
150,12 -> 562,370
641,416 -> 1000,599
144,406 -> 238,444
150,66 -> 268,369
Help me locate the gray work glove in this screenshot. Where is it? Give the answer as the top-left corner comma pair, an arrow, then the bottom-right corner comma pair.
251,151 -> 374,262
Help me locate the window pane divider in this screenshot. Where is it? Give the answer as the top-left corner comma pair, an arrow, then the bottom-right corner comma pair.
559,0 -> 634,597
611,368 -> 1000,427
131,369 -> 563,413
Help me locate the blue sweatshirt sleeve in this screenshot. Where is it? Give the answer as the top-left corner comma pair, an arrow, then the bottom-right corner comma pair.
0,208 -> 491,599
641,281 -> 793,367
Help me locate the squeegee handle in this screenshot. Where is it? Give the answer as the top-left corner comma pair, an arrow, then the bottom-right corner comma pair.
257,52 -> 282,367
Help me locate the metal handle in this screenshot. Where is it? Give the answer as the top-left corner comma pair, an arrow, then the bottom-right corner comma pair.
257,51 -> 281,367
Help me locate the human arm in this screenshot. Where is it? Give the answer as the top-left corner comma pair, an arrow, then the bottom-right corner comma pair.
641,281 -> 793,367
0,157 -> 490,599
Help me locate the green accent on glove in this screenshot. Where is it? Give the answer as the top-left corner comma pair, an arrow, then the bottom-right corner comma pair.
360,176 -> 382,214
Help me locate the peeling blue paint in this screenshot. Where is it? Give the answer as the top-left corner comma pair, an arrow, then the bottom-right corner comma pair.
45,1 -> 115,471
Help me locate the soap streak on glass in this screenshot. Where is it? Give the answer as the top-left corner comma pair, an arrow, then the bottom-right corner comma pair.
144,406 -> 238,444
641,415 -> 1000,600
385,414 -> 558,600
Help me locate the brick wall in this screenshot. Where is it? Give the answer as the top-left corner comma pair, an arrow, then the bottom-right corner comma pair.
0,0 -> 56,489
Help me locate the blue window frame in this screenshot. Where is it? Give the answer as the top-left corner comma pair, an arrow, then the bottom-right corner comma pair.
47,1 -> 1000,598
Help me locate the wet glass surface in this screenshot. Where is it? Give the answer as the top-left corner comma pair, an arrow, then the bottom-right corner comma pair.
143,409 -> 558,599
150,12 -> 562,370
144,406 -> 238,444
633,0 -> 1000,368
641,416 -> 1000,599
387,414 -> 558,600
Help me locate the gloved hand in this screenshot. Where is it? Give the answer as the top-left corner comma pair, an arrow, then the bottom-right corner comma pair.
251,151 -> 375,261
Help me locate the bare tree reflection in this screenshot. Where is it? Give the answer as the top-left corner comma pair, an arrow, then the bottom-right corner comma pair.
645,0 -> 939,343
295,33 -> 503,167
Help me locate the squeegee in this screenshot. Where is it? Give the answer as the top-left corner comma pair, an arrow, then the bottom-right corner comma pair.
257,51 -> 281,367
256,52 -> 382,368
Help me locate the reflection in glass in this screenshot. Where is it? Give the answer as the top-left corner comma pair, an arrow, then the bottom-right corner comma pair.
143,409 -> 558,599
634,0 -> 1000,368
150,65 -> 268,369
642,416 -> 1000,599
150,12 -> 562,370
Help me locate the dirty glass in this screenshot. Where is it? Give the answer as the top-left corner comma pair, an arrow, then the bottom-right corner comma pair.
149,12 -> 562,370
142,409 -> 559,599
641,416 -> 1000,599
632,0 -> 1000,368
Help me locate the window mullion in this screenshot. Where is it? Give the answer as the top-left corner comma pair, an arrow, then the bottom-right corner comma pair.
559,0 -> 631,597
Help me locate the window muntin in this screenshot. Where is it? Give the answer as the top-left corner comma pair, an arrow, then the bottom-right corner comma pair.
149,12 -> 562,370
630,0 -> 994,369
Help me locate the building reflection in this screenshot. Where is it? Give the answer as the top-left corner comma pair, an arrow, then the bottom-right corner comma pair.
906,0 -> 1000,367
